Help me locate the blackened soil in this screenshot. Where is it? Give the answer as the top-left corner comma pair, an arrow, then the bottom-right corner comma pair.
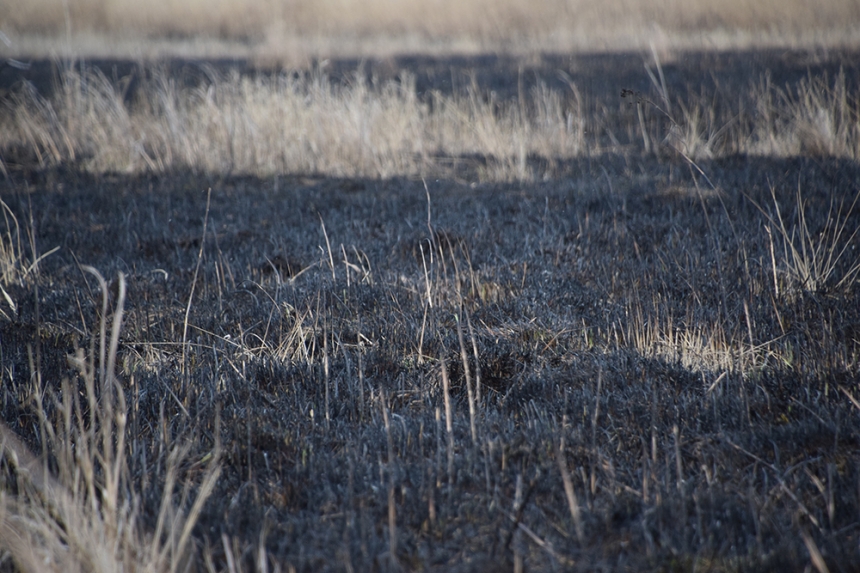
1,48 -> 859,573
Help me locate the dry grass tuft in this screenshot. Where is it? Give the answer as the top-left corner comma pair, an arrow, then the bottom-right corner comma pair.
0,269 -> 221,573
748,70 -> 860,158
0,65 -> 585,180
3,60 -> 860,181
758,187 -> 860,295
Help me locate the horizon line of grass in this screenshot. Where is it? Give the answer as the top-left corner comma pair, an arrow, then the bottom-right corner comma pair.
3,0 -> 860,61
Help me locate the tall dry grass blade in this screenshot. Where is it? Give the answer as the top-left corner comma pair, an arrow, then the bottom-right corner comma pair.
380,388 -> 398,567
440,354 -> 455,495
556,439 -> 584,543
172,459 -> 222,573
456,309 -> 477,448
801,529 -> 832,573
182,187 -> 212,383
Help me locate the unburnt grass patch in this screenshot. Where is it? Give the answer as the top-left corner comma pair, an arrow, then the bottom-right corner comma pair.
4,49 -> 860,183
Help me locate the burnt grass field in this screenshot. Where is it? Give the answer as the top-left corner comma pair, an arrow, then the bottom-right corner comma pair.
2,49 -> 860,572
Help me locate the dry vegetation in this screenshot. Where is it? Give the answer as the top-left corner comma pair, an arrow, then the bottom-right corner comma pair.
2,0 -> 860,59
2,55 -> 860,182
1,63 -> 586,180
1,9 -> 860,573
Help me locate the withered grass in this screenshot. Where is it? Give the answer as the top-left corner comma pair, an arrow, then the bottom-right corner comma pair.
3,0 -> 860,59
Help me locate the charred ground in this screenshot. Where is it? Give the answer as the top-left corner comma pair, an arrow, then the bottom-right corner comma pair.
1,50 -> 860,572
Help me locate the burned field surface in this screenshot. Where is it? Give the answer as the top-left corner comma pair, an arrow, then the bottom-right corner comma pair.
1,50 -> 860,572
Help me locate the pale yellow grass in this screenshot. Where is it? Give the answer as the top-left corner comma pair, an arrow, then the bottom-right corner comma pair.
3,62 -> 858,181
0,66 -> 586,180
745,70 -> 860,159
1,0 -> 860,60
